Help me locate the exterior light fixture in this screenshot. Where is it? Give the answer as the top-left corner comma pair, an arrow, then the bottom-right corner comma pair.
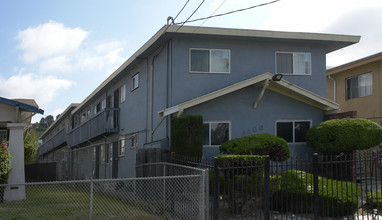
272,74 -> 283,81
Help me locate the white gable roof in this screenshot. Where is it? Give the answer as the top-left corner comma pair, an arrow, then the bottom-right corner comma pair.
158,73 -> 338,117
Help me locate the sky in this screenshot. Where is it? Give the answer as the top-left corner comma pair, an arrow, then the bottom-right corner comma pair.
1,0 -> 382,123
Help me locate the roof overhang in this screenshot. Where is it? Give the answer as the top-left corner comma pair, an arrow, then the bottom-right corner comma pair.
73,25 -> 358,115
327,51 -> 382,76
0,97 -> 44,114
158,73 -> 338,117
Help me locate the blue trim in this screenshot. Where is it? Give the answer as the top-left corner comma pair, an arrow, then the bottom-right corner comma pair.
0,97 -> 44,115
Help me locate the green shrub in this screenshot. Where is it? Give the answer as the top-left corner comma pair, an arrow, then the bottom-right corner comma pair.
365,190 -> 382,210
306,118 -> 382,153
0,141 -> 11,184
271,169 -> 361,217
0,141 -> 11,202
171,115 -> 203,158
219,133 -> 290,161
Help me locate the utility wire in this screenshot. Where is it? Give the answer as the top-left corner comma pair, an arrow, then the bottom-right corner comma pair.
173,0 -> 191,22
195,0 -> 228,31
175,0 -> 280,25
176,0 -> 206,32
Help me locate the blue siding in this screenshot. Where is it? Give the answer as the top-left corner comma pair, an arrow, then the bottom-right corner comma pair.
170,37 -> 327,106
184,87 -> 323,159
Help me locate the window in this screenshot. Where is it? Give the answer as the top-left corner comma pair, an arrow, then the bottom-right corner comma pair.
106,143 -> 112,164
190,49 -> 230,73
94,102 -> 101,115
119,139 -> 125,157
203,121 -> 230,146
100,145 -> 105,163
276,120 -> 311,143
101,99 -> 106,110
0,129 -> 8,141
132,73 -> 139,90
120,84 -> 126,103
130,133 -> 138,148
346,72 -> 372,100
276,52 -> 311,75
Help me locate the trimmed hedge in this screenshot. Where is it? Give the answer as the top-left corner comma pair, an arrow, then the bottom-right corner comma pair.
306,118 -> 382,153
271,170 -> 361,217
219,133 -> 290,161
171,115 -> 203,158
365,190 -> 382,210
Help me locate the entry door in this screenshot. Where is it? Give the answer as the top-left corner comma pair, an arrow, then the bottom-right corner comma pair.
112,141 -> 119,178
95,146 -> 100,179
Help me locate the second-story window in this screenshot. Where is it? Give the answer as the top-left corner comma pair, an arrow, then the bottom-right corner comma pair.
132,73 -> 139,91
346,72 -> 372,100
120,84 -> 126,103
276,52 -> 311,75
190,49 -> 230,73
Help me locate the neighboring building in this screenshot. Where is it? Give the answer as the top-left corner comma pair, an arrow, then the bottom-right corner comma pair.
326,52 -> 382,124
38,25 -> 359,180
38,103 -> 79,180
0,97 -> 43,201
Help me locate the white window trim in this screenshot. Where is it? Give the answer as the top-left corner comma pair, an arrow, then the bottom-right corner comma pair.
120,84 -> 126,103
275,51 -> 312,76
275,119 -> 312,144
118,138 -> 125,157
131,73 -> 139,91
130,133 -> 138,149
345,72 -> 373,100
189,48 -> 231,74
203,120 -> 231,148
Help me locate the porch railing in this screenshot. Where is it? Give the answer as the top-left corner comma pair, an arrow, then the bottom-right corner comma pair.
67,108 -> 119,147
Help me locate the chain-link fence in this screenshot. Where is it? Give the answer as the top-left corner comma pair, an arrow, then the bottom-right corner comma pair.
0,162 -> 209,220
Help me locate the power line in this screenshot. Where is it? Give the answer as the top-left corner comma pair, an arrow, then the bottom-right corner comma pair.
176,0 -> 206,32
199,0 -> 229,27
173,0 -> 191,22
195,0 -> 229,31
175,0 -> 280,25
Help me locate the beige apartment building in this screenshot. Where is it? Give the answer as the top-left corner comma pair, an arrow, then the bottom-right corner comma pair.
326,52 -> 382,125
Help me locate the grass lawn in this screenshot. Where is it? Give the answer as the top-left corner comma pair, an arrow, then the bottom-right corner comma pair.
0,184 -> 170,219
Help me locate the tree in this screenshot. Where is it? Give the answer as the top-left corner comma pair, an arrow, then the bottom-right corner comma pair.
24,129 -> 38,163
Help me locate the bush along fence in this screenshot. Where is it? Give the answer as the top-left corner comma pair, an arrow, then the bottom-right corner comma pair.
165,149 -> 382,220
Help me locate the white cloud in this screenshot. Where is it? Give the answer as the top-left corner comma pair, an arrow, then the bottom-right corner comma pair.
16,21 -> 126,76
17,21 -> 89,63
0,73 -> 73,106
39,56 -> 72,74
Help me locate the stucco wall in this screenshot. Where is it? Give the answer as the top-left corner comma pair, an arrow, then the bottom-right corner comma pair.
184,87 -> 323,159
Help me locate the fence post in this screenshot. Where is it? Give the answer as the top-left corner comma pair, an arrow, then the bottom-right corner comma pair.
89,178 -> 93,220
264,155 -> 270,220
213,158 -> 219,220
313,153 -> 319,220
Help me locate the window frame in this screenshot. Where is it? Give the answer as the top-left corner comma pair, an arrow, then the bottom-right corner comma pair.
130,133 -> 138,149
131,73 -> 139,91
189,48 -> 231,74
275,120 -> 312,143
275,51 -> 312,75
120,84 -> 126,103
346,72 -> 373,100
119,138 -> 125,157
203,120 -> 231,147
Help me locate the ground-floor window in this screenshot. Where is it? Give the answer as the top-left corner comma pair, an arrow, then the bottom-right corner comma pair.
0,128 -> 8,141
203,121 -> 231,147
275,120 -> 311,143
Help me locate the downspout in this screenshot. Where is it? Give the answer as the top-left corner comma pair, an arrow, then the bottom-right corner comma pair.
327,75 -> 336,102
166,40 -> 172,139
149,56 -> 156,143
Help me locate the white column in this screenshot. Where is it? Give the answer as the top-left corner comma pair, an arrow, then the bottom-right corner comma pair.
3,123 -> 26,202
